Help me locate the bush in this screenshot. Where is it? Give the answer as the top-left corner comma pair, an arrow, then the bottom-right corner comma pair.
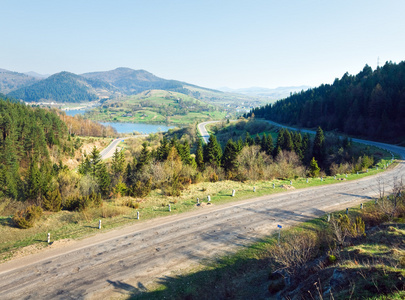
43,189 -> 62,212
13,205 -> 43,229
63,192 -> 102,211
131,178 -> 152,198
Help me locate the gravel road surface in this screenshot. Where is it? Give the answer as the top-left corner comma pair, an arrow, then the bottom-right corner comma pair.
0,124 -> 404,299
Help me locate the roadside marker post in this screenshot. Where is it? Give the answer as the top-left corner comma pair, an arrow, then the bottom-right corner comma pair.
98,220 -> 101,229
253,186 -> 256,192
290,180 -> 292,185
207,195 -> 211,202
327,214 -> 330,222
232,189 -> 235,197
273,183 -> 275,189
168,204 -> 171,212
360,203 -> 363,210
346,208 -> 349,215
306,178 -> 309,183
47,233 -> 50,244
197,197 -> 199,204
137,211 -> 140,220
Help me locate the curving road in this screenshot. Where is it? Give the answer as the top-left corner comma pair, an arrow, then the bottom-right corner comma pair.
0,123 -> 404,299
100,135 -> 148,160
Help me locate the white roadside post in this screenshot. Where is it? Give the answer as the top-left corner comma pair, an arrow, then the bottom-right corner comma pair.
327,214 -> 330,222
360,203 -> 363,210
98,220 -> 101,229
273,183 -> 275,189
346,208 -> 349,215
306,178 -> 309,183
137,211 -> 140,220
253,186 -> 256,192
47,233 -> 50,244
168,204 -> 171,212
207,195 -> 211,202
232,189 -> 235,197
197,197 -> 200,204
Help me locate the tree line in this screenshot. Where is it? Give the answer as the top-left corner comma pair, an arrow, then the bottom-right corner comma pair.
246,61 -> 405,142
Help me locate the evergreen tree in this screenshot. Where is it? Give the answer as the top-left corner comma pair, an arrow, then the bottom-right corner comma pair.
89,146 -> 102,177
293,132 -> 303,160
136,142 -> 150,172
195,139 -> 204,171
309,157 -> 320,177
244,132 -> 254,146
203,134 -> 222,168
313,126 -> 326,165
111,148 -> 125,176
302,133 -> 312,164
282,129 -> 294,152
275,128 -> 285,154
222,139 -> 238,173
255,134 -> 261,145
43,188 -> 62,212
97,162 -> 111,197
157,136 -> 170,161
26,158 -> 42,202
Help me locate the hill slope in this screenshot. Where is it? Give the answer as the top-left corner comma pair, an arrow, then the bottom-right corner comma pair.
81,67 -> 187,95
0,69 -> 39,94
248,61 -> 405,143
8,72 -> 114,103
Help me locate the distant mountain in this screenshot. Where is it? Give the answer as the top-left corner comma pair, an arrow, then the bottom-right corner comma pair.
81,67 -> 186,95
24,71 -> 50,79
0,68 -> 39,94
218,86 -> 311,99
8,71 -> 112,103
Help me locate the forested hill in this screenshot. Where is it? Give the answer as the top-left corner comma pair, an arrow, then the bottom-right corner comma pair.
247,61 -> 405,142
0,97 -> 71,200
81,67 -> 192,95
8,72 -> 103,103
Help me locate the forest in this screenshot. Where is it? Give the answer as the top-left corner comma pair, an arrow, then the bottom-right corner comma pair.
247,61 -> 405,142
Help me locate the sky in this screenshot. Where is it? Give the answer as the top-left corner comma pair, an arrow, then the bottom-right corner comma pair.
2,0 -> 405,89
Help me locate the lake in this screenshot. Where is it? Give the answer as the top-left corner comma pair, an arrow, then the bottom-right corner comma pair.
100,122 -> 175,134
64,109 -> 175,133
65,109 -> 86,116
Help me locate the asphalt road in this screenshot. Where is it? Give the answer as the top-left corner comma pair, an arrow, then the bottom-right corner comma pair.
0,123 -> 404,299
100,135 -> 148,160
197,120 -> 219,143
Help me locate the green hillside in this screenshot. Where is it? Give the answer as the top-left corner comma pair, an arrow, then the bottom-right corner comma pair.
0,69 -> 39,94
248,61 -> 405,143
85,89 -> 228,125
8,72 -> 105,103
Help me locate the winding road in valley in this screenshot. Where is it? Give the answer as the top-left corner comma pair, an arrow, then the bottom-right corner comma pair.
100,135 -> 147,160
0,121 -> 404,299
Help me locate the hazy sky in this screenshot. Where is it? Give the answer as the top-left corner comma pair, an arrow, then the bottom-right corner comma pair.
2,0 -> 404,89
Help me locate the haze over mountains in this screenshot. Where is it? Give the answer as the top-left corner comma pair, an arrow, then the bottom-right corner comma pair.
0,67 -> 306,103
218,86 -> 311,98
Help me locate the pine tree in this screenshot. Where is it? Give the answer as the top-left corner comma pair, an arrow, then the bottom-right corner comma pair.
26,158 -> 41,202
203,134 -> 222,168
222,139 -> 238,173
97,162 -> 111,197
157,136 -> 170,161
136,142 -> 150,172
90,146 -> 102,177
313,126 -> 326,165
111,148 -> 125,176
43,188 -> 62,212
309,157 -> 320,177
255,134 -> 261,145
195,139 -> 204,171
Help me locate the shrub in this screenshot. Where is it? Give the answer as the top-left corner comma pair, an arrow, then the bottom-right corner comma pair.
210,172 -> 219,182
13,205 -> 43,229
62,192 -> 102,211
43,189 -> 62,212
